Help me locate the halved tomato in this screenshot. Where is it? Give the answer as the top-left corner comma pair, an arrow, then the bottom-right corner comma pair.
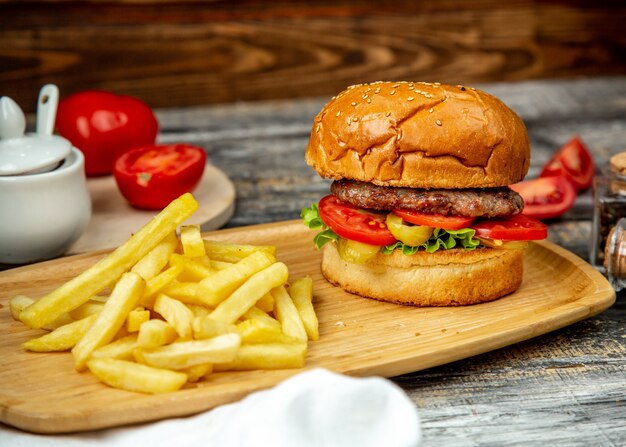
471,214 -> 548,241
318,195 -> 397,246
392,209 -> 475,230
540,136 -> 595,191
510,176 -> 576,220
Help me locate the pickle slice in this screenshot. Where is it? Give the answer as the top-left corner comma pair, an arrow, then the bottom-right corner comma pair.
336,239 -> 380,264
385,213 -> 433,246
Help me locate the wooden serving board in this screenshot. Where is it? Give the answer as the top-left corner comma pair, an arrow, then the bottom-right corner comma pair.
68,164 -> 236,254
0,220 -> 615,434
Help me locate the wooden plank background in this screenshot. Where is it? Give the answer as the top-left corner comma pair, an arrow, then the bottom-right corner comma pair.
1,0 -> 625,112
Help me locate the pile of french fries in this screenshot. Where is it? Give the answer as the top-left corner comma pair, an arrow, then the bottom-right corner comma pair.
10,193 -> 318,394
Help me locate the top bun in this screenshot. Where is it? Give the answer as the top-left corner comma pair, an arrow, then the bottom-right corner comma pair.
305,81 -> 530,189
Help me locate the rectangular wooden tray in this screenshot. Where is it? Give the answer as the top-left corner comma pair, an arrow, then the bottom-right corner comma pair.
0,220 -> 615,434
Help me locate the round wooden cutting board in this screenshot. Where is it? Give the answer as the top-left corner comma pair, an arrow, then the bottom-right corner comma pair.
69,164 -> 235,254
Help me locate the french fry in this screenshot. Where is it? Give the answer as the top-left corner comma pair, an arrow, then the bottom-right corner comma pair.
188,304 -> 211,320
137,319 -> 178,349
289,277 -> 318,341
160,282 -> 205,306
203,240 -> 276,263
22,313 -> 98,352
197,251 -> 276,307
91,334 -> 138,361
192,315 -> 237,339
87,358 -> 187,394
169,253 -> 212,282
139,333 -> 241,370
180,224 -> 206,258
209,262 -> 289,324
153,294 -> 194,339
214,342 -> 306,371
19,193 -> 198,329
242,306 -> 281,329
126,307 -> 150,332
141,264 -> 184,308
271,285 -> 307,343
210,260 -> 234,270
10,295 -> 34,320
69,300 -> 105,321
184,363 -> 213,382
10,295 -> 74,330
72,272 -> 145,371
131,231 -> 178,281
236,318 -> 299,345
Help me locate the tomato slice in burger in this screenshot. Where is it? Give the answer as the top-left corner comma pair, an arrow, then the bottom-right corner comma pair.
318,195 -> 397,246
510,175 -> 576,220
539,136 -> 595,191
471,214 -> 548,241
392,209 -> 475,230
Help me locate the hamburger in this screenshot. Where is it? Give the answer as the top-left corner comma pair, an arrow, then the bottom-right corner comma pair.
301,81 -> 547,306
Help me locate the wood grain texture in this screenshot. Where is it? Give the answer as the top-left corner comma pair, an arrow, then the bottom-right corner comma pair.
0,1 -> 625,112
0,221 -> 615,433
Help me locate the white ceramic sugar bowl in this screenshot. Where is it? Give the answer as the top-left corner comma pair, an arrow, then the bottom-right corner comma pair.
0,85 -> 91,264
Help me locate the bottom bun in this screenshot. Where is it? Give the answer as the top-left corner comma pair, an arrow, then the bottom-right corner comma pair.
321,243 -> 524,306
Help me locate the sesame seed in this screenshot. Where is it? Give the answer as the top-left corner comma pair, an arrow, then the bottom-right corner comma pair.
385,111 -> 392,117
429,108 -> 433,113
390,90 -> 396,95
336,111 -> 341,117
375,87 -> 381,93
425,94 -> 432,98
362,94 -> 368,99
407,97 -> 414,101
316,124 -> 321,132
367,98 -> 372,103
436,120 -> 442,126
393,84 -> 400,88
408,86 -> 414,90
434,82 -> 441,85
351,102 -> 357,107
352,117 -> 359,122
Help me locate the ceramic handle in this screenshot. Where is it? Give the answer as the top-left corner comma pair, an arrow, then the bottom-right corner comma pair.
0,96 -> 26,140
36,84 -> 59,136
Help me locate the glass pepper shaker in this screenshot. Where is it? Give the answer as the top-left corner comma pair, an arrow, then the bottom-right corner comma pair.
604,218 -> 626,291
590,152 -> 626,280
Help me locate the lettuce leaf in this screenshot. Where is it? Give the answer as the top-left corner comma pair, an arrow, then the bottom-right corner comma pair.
301,203 -> 481,253
381,227 -> 480,255
301,203 -> 338,249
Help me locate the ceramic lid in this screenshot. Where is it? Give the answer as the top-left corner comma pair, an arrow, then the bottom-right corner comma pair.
0,85 -> 71,176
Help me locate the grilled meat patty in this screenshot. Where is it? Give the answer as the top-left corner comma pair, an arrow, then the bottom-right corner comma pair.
330,179 -> 524,218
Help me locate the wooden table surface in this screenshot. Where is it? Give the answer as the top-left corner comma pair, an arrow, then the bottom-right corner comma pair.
153,77 -> 626,446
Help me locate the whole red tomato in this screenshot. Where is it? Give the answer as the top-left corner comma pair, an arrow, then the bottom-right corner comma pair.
56,90 -> 159,176
113,144 -> 206,210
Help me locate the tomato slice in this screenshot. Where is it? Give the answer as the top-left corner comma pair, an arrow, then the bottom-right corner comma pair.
318,195 -> 397,246
510,176 -> 576,220
471,214 -> 548,241
540,136 -> 595,191
392,209 -> 475,230
113,144 -> 206,210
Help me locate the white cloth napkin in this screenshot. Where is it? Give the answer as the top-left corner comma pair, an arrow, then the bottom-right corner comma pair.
2,368 -> 422,447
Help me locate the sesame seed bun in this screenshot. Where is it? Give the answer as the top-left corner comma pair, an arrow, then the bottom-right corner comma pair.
321,243 -> 524,306
306,81 -> 530,189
